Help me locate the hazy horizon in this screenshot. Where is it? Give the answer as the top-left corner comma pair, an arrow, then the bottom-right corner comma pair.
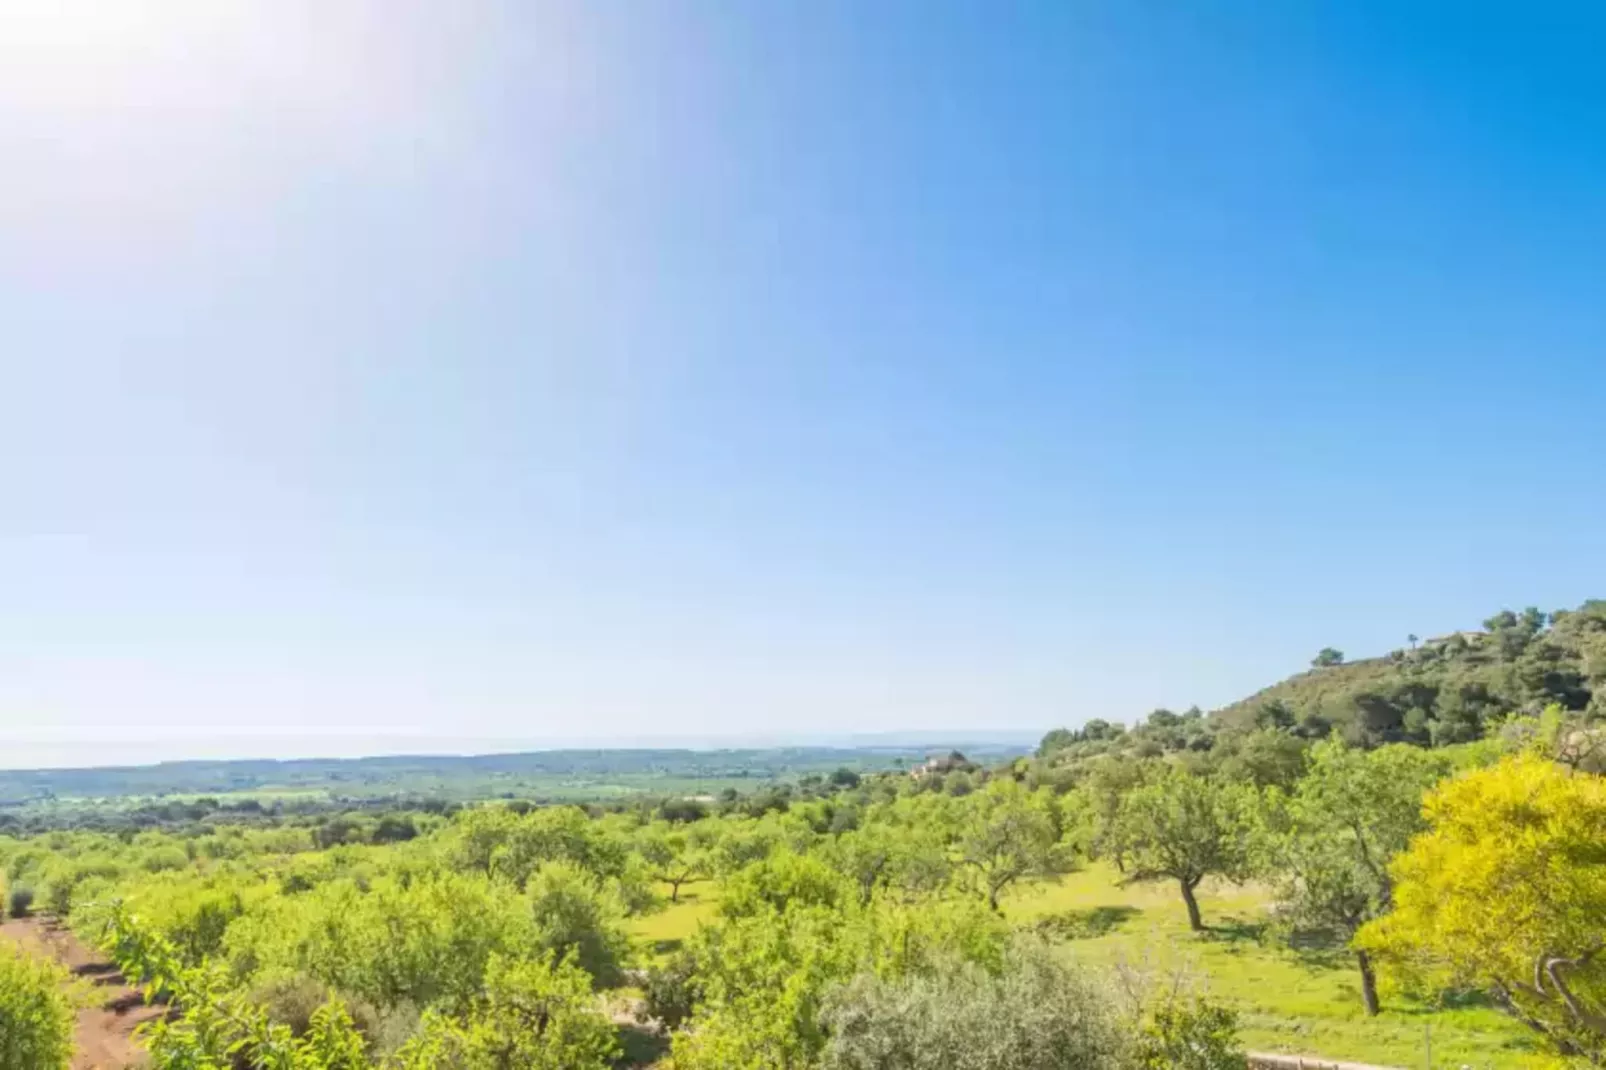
0,728 -> 1045,772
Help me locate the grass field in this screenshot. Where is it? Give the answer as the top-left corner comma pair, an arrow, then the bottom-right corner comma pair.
628,865 -> 1556,1069
630,883 -> 723,958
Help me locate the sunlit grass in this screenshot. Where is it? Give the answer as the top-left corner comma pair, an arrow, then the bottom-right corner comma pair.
1005,863 -> 1556,1069
629,882 -> 722,960
634,867 -> 1557,1067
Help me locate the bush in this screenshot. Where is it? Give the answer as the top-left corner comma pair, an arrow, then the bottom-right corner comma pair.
0,942 -> 73,1070
527,862 -> 631,989
392,953 -> 617,1069
820,938 -> 1130,1070
1133,999 -> 1246,1070
246,970 -> 415,1055
141,846 -> 190,873
250,971 -> 357,1037
642,947 -> 703,1030
370,816 -> 418,844
7,887 -> 33,919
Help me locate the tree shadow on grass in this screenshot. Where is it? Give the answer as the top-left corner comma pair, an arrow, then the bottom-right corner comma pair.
1200,916 -> 1270,945
651,938 -> 684,956
1031,905 -> 1141,940
615,1023 -> 670,1068
1389,987 -> 1501,1015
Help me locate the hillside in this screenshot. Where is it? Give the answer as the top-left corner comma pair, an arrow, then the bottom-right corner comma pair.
1210,599 -> 1606,746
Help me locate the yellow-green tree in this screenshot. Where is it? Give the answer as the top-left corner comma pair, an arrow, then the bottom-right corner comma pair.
0,942 -> 73,1070
1359,754 -> 1606,1060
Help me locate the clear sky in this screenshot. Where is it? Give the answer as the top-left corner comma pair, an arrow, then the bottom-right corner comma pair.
2,2 -> 1602,765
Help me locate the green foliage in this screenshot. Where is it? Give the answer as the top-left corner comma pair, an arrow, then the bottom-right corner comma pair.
526,861 -> 632,989
6,886 -> 32,919
221,871 -> 541,1012
0,942 -> 73,1070
819,938 -> 1133,1070
392,954 -> 618,1070
637,823 -> 712,903
1213,600 -> 1606,748
6,673 -> 1595,1070
1112,770 -> 1260,930
644,946 -> 703,1030
953,779 -> 1075,910
670,888 -> 1011,1069
1360,753 -> 1606,1060
719,850 -> 851,919
1132,998 -> 1246,1070
1269,740 -> 1448,1013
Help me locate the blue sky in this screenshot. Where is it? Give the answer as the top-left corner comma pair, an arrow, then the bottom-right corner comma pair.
1,2 -> 1602,764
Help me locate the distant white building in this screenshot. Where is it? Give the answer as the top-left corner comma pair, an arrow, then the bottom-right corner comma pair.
909,752 -> 974,779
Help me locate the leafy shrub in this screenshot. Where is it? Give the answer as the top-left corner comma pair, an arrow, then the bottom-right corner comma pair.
1133,999 -> 1246,1070
223,870 -> 539,1013
391,953 -> 617,1070
141,846 -> 191,873
370,816 -> 418,844
6,886 -> 32,919
0,942 -> 73,1070
642,947 -> 703,1029
718,850 -> 850,918
819,938 -> 1130,1070
246,969 -> 423,1058
527,861 -> 631,989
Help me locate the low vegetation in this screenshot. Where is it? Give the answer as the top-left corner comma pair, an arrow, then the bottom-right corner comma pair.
0,600 -> 1603,1068
0,940 -> 73,1070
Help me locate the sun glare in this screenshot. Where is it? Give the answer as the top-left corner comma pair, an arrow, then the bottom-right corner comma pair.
0,0 -> 253,110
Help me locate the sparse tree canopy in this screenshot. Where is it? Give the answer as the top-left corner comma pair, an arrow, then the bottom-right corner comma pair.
1113,770 -> 1260,931
953,780 -> 1075,911
1311,647 -> 1345,668
1271,740 -> 1447,1014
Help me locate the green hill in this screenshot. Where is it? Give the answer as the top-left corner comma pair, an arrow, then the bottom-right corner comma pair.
1210,599 -> 1606,746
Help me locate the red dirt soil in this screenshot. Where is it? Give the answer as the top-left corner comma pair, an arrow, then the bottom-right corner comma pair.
1,915 -> 160,1070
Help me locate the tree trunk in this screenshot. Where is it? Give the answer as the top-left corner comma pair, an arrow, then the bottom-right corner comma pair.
1180,879 -> 1203,931
669,879 -> 683,904
988,885 -> 1002,913
1356,949 -> 1380,1016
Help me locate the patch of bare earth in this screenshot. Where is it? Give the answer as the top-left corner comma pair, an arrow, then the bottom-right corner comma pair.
1,915 -> 161,1070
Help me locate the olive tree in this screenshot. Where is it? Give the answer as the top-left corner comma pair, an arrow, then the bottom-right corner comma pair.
953,780 -> 1075,911
1113,769 -> 1259,931
820,939 -> 1129,1070
1272,740 -> 1446,1014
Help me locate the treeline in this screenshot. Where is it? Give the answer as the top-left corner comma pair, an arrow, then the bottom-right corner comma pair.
4,706 -> 1604,1067
0,744 -> 1025,807
1214,599 -> 1606,746
1026,600 -> 1606,785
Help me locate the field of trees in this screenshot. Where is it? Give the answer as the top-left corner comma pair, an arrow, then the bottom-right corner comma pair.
2,602 -> 1605,1069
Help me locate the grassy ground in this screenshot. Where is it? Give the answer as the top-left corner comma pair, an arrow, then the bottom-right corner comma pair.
629,883 -> 722,959
628,867 -> 1556,1069
1006,864 -> 1552,1069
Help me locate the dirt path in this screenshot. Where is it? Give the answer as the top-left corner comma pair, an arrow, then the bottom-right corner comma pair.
0,915 -> 159,1070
